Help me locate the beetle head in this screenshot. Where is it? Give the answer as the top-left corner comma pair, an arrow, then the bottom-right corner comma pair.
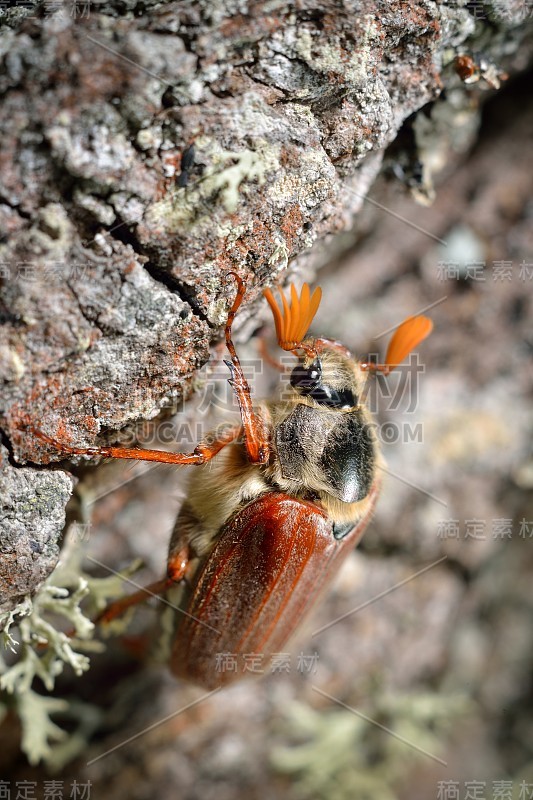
264,284 -> 361,410
264,283 -> 433,408
288,345 -> 361,411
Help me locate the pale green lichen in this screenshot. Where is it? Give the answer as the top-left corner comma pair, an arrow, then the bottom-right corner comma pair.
146,135 -> 280,235
271,691 -> 471,800
0,530 -> 141,767
204,141 -> 277,213
18,691 -> 71,767
268,238 -> 290,271
294,16 -> 380,86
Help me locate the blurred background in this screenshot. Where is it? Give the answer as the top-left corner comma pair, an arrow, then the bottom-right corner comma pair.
1,55 -> 532,800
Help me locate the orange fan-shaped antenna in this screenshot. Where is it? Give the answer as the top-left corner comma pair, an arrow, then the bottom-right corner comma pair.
264,283 -> 322,352
385,315 -> 433,369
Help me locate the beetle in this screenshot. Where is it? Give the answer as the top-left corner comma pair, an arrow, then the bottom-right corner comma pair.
30,276 -> 432,689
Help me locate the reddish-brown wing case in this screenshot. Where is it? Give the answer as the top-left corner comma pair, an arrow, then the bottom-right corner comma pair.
171,490 -> 377,688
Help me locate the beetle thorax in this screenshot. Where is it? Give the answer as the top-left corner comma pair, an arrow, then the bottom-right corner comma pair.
263,346 -> 378,522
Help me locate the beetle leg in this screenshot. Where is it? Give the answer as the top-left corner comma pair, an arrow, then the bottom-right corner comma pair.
27,422 -> 242,465
96,546 -> 191,625
225,274 -> 270,465
359,360 -> 390,375
96,577 -> 172,624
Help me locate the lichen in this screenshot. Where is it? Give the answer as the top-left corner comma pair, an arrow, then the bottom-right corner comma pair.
0,530 -> 141,767
268,239 -> 290,271
146,135 -> 280,234
294,16 -> 380,86
271,691 -> 471,800
204,141 -> 279,213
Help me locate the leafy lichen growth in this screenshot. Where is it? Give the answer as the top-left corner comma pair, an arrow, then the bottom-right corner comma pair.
204,142 -> 278,213
0,531 -> 141,768
271,691 -> 471,800
146,134 -> 280,234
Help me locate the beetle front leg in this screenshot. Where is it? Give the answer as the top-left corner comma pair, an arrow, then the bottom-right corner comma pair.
224,274 -> 270,465
27,421 -> 242,465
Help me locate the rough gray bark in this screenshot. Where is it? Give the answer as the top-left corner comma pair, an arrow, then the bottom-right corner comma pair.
0,444 -> 73,608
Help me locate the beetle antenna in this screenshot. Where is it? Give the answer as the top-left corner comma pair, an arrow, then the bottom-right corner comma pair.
360,315 -> 433,373
263,283 -> 322,356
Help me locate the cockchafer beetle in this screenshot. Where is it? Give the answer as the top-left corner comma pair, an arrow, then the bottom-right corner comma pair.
30,275 -> 433,689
